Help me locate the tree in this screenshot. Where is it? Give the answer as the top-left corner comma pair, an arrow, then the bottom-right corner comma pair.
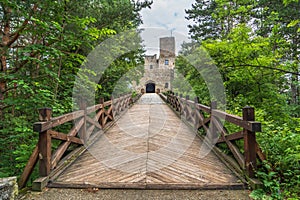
186,0 -> 255,41
184,0 -> 300,198
185,0 -> 221,41
251,0 -> 300,105
0,0 -> 152,182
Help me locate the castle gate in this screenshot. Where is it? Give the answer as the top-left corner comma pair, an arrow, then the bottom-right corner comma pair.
146,82 -> 155,93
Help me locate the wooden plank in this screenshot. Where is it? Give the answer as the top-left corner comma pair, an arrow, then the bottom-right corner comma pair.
32,176 -> 49,191
48,182 -> 244,190
145,183 -> 245,190
213,117 -> 245,169
38,130 -> 51,176
51,110 -> 85,128
106,106 -> 113,120
196,103 -> 211,113
95,110 -> 104,124
86,98 -> 113,115
158,93 -> 167,101
79,100 -> 87,143
51,94 -> 245,190
51,118 -> 84,169
209,140 -> 245,180
49,130 -> 83,145
49,146 -> 86,182
18,145 -> 39,188
86,104 -> 102,114
48,182 -> 147,189
243,107 -> 257,178
103,100 -> 112,107
86,116 -> 102,130
33,110 -> 85,132
208,102 -> 218,142
217,131 -> 244,144
33,121 -> 52,133
86,125 -> 98,140
212,110 -> 261,132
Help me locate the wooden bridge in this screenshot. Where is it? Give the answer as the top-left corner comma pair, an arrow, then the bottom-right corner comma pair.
18,92 -> 265,191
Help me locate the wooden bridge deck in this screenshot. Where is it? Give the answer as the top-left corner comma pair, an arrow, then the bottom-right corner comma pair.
50,94 -> 244,189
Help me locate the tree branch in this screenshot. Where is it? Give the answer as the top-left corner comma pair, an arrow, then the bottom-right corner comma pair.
0,104 -> 12,110
7,4 -> 38,47
10,40 -> 56,74
2,85 -> 18,94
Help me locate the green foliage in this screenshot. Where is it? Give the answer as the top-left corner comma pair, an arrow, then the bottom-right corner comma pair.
0,115 -> 37,177
0,0 -> 152,188
185,0 -> 220,40
185,0 -> 300,198
251,115 -> 300,199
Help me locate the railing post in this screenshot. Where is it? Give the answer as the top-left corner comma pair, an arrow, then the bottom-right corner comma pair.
194,97 -> 200,130
179,94 -> 183,114
243,106 -> 257,178
110,96 -> 115,120
209,101 -> 218,143
79,99 -> 87,143
38,108 -> 52,177
99,98 -> 105,128
126,94 -> 131,108
184,95 -> 190,120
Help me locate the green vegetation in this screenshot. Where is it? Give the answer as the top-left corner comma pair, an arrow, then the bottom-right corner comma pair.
181,0 -> 299,199
0,0 -> 151,185
0,0 -> 299,199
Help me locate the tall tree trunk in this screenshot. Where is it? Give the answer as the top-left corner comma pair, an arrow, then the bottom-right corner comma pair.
0,7 -> 12,119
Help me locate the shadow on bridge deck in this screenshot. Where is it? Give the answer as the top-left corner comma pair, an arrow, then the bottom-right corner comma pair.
50,94 -> 245,189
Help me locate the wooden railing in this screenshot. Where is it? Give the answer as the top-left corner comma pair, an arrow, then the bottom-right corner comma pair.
18,93 -> 142,189
160,92 -> 266,180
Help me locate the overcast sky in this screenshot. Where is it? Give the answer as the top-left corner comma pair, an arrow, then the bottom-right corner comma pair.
139,0 -> 195,55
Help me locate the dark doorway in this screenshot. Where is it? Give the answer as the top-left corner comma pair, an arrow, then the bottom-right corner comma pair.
146,83 -> 155,93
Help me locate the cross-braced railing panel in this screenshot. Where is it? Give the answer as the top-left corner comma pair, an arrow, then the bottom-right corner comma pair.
162,92 -> 266,180
18,93 -> 142,189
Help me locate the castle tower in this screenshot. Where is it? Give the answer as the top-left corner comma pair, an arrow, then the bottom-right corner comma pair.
158,37 -> 175,71
160,37 -> 175,58
137,37 -> 176,93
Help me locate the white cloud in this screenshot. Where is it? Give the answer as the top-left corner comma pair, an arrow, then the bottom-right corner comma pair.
139,0 -> 195,55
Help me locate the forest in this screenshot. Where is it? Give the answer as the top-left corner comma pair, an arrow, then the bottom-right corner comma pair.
0,0 -> 151,188
0,0 -> 299,199
177,0 -> 299,199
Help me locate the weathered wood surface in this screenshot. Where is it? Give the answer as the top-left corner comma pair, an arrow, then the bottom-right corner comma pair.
19,93 -> 139,189
52,94 -> 243,189
165,93 -> 264,179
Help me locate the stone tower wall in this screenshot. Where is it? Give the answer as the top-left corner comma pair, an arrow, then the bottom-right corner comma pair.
160,37 -> 175,58
137,37 -> 176,93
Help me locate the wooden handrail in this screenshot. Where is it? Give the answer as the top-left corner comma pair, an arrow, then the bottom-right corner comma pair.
161,92 -> 265,179
18,93 -> 142,189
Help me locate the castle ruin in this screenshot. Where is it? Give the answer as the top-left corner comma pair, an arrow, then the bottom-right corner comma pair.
137,37 -> 176,93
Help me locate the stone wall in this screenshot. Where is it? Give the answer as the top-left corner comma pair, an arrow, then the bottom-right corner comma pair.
0,177 -> 18,200
160,37 -> 175,57
136,37 -> 176,93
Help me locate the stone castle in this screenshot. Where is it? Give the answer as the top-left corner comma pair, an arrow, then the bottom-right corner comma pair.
137,37 -> 176,93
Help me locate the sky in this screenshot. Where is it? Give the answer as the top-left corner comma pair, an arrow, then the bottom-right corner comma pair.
139,0 -> 195,55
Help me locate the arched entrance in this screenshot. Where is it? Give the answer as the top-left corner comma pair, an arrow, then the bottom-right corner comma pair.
146,83 -> 155,93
